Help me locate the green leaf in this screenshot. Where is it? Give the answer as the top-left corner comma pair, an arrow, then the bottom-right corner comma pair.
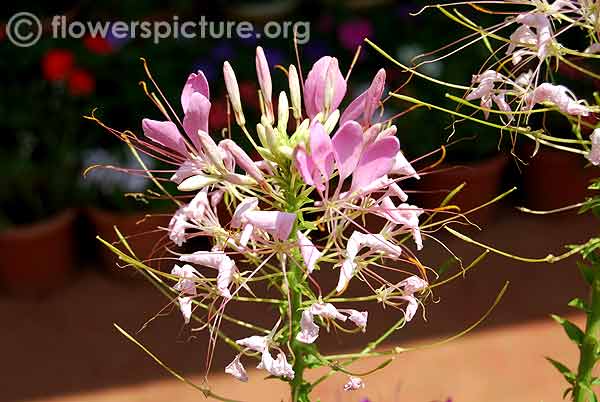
551,315 -> 585,347
591,377 -> 600,386
546,357 -> 575,384
568,298 -> 590,312
578,261 -> 595,286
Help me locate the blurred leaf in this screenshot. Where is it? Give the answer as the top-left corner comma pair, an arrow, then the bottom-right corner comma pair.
568,298 -> 590,312
546,357 -> 575,384
551,315 -> 585,347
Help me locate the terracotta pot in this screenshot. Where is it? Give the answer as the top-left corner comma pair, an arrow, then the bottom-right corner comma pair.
521,147 -> 600,211
411,154 -> 510,224
86,208 -> 171,277
0,209 -> 76,296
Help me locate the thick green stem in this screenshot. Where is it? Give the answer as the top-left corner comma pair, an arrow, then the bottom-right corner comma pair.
288,260 -> 309,402
574,276 -> 600,402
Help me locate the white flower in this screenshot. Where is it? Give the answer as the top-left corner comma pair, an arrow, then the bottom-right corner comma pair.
225,355 -> 248,382
180,251 -> 237,299
343,376 -> 365,391
236,335 -> 269,352
171,264 -> 199,323
587,129 -> 600,166
257,350 -> 295,380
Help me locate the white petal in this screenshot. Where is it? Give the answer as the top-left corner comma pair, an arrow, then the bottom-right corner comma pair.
296,310 -> 320,344
225,355 -> 248,382
236,335 -> 268,353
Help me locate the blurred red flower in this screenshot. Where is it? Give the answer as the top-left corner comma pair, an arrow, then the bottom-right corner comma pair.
209,98 -> 229,131
41,49 -> 75,82
238,81 -> 260,110
83,35 -> 113,55
68,68 -> 96,96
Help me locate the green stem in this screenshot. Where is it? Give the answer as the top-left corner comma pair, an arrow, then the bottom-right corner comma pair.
288,258 -> 309,402
574,275 -> 600,402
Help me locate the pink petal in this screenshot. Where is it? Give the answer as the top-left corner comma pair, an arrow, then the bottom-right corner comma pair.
236,335 -> 268,352
182,92 -> 211,152
244,211 -> 296,240
350,136 -> 399,192
309,121 -> 335,180
142,119 -> 187,155
181,71 -> 210,113
294,146 -> 317,187
331,121 -> 364,181
304,56 -> 346,118
297,231 -> 321,274
339,91 -> 367,126
219,140 -> 265,183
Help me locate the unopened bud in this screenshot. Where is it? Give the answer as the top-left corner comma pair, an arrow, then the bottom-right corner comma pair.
288,65 -> 302,120
255,47 -> 274,124
178,174 -> 218,191
277,91 -> 289,134
223,61 -> 245,127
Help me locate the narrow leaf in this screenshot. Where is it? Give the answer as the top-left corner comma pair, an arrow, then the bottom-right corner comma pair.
551,315 -> 585,347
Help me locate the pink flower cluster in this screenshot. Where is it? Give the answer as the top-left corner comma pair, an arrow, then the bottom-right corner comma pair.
133,46 -> 428,388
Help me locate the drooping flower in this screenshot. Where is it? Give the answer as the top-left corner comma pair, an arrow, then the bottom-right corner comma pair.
337,231 -> 404,293
587,129 -> 600,166
466,70 -> 511,119
507,13 -> 554,64
297,230 -> 322,274
225,355 -> 248,382
296,302 -> 368,344
171,264 -> 199,324
526,82 -> 590,116
179,250 -> 237,299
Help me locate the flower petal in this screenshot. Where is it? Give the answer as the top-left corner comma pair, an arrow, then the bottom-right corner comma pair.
181,71 -> 210,113
182,92 -> 211,152
331,120 -> 364,181
142,119 -> 187,155
297,231 -> 321,274
350,136 -> 400,192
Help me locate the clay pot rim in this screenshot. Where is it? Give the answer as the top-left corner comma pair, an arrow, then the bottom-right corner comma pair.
0,209 -> 77,240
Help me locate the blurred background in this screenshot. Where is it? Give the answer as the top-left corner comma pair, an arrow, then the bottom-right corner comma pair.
1,1 -> 599,401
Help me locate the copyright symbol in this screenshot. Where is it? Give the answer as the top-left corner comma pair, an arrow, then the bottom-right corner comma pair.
6,12 -> 42,47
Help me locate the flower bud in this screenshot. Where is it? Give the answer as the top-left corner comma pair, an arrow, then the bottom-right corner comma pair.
288,64 -> 302,120
223,61 -> 245,126
198,130 -> 226,173
255,47 -> 274,124
177,174 -> 218,191
277,91 -> 289,134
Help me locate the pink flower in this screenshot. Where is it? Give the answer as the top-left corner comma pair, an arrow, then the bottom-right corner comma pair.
297,230 -> 321,274
171,264 -> 199,324
344,376 -> 365,391
466,70 -> 511,119
304,56 -> 347,118
296,302 -> 368,344
236,335 -> 269,352
526,83 -> 590,116
143,71 -> 211,156
507,13 -> 553,64
377,197 -> 424,250
341,69 -> 386,127
179,250 -> 237,299
337,231 -> 403,293
294,121 -> 400,194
